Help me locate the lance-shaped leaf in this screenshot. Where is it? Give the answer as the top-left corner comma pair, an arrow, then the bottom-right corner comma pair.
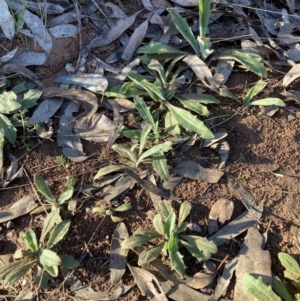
121,234 -> 160,249
168,9 -> 199,55
112,144 -> 137,164
165,111 -> 181,136
94,164 -> 127,181
244,273 -> 281,301
153,152 -> 169,182
137,41 -> 187,55
160,200 -> 173,220
0,259 -> 27,280
214,50 -> 267,77
58,189 -> 73,205
244,80 -> 267,104
164,212 -> 176,237
249,98 -> 285,107
148,59 -> 166,84
134,228 -> 161,237
153,214 -> 165,236
23,229 -> 39,252
137,142 -> 172,166
0,114 -> 17,144
113,204 -> 132,212
43,264 -> 58,277
139,124 -> 152,155
133,96 -> 155,127
40,209 -> 60,243
180,239 -> 211,262
169,248 -> 186,278
165,103 -> 214,139
47,220 -> 71,248
127,72 -> 165,102
272,276 -> 293,301
4,261 -> 35,288
178,98 -> 209,116
39,249 -> 61,267
34,174 -> 55,203
278,252 -> 300,282
178,201 -> 191,227
138,244 -> 164,266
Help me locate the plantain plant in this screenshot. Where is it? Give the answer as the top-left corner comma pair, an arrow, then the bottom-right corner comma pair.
0,208 -> 79,288
121,200 -> 217,278
244,252 -> 300,301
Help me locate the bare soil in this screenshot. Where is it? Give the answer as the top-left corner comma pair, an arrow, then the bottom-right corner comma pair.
0,1 -> 300,300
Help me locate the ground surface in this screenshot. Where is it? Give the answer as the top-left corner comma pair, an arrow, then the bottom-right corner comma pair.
0,0 -> 300,300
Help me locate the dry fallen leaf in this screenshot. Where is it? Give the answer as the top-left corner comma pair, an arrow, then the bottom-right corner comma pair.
283,64 -> 300,87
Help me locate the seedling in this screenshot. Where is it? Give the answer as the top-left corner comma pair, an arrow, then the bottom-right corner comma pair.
0,208 -> 79,288
54,155 -> 70,172
244,252 -> 300,301
121,200 -> 217,278
242,80 -> 285,107
33,174 -> 75,213
92,202 -> 132,222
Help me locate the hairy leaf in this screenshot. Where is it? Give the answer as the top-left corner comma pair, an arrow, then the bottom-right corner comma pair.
4,261 -> 34,288
43,264 -> 58,277
0,91 -> 20,114
121,234 -> 159,249
39,249 -> 61,267
153,214 -> 165,236
180,235 -> 217,257
112,144 -> 137,164
169,248 -> 186,278
165,111 -> 181,136
23,229 -> 39,252
249,98 -> 285,107
244,80 -> 267,104
272,276 -> 293,301
59,254 -> 79,269
34,174 -> 54,203
47,220 -> 71,248
138,244 -> 164,266
153,151 -> 169,182
58,189 -> 73,205
133,96 -> 155,127
139,124 -> 152,155
178,98 -> 209,116
160,200 -> 174,220
278,252 -> 300,281
0,113 -> 17,144
164,212 -> 176,237
94,164 -> 127,181
148,59 -> 166,84
0,259 -> 27,280
113,204 -> 132,212
137,41 -> 186,55
244,273 -> 281,301
40,208 -> 60,243
178,201 -> 191,227
180,239 -> 210,261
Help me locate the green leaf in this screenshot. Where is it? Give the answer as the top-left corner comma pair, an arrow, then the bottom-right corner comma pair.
94,164 -> 127,181
167,234 -> 179,251
139,124 -> 152,155
244,80 -> 267,104
0,259 -> 27,280
58,189 -> 73,205
153,151 -> 169,182
122,129 -> 142,139
0,113 -> 17,144
180,235 -> 217,257
40,208 -> 60,243
168,9 -> 200,55
92,206 -> 107,214
169,249 -> 186,278
114,203 -> 132,212
59,254 -> 79,268
43,264 -> 58,277
39,249 -> 61,267
153,214 -> 165,236
178,201 -> 191,227
138,244 -> 164,266
214,50 -> 267,78
148,59 -> 166,84
164,212 -> 176,237
160,200 -> 173,220
4,261 -> 35,288
137,41 -> 187,55
133,96 -> 155,127
278,252 -> 300,279
165,103 -> 214,139
12,82 -> 26,94
127,72 -> 165,102
0,128 -> 4,150
21,89 -> 42,110
180,239 -> 210,261
137,141 -> 172,166
249,98 -> 286,107
178,98 -> 209,116
47,220 -> 71,248
178,93 -> 220,104
272,276 -> 293,301
176,221 -> 188,234
165,111 -> 181,136
33,266 -> 50,289
112,144 -> 137,164
121,234 -> 160,249
34,174 -> 55,203
23,229 -> 39,252
133,228 -> 161,237
0,91 -> 20,114
244,273 -> 281,301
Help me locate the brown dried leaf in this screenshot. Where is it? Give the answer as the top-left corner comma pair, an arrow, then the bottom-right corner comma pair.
186,271 -> 216,289
283,64 -> 300,87
210,198 -> 234,224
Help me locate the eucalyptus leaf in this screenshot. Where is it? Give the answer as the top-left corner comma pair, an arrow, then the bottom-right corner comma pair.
23,229 -> 39,252
47,220 -> 71,248
34,174 -> 55,203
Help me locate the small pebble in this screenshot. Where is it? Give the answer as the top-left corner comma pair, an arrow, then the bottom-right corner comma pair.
85,207 -> 92,214
6,221 -> 15,229
288,114 -> 296,121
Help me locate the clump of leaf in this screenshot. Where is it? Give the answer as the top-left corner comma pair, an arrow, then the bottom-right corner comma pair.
244,252 -> 300,301
241,80 -> 285,107
0,81 -> 41,151
121,200 -> 217,278
0,208 -> 79,288
92,202 -> 132,222
33,174 -> 75,214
